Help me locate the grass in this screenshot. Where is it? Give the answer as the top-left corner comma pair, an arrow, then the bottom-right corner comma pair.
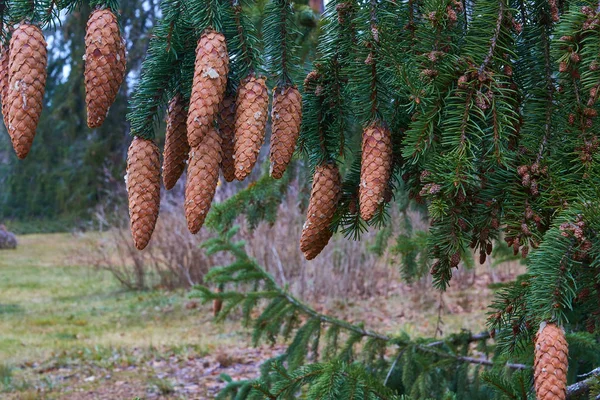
0,233 -> 243,366
0,231 -> 522,398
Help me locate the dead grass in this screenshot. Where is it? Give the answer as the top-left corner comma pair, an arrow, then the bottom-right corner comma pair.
0,233 -> 244,367
0,227 -> 524,398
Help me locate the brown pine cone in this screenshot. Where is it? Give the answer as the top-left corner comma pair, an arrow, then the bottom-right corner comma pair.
163,94 -> 190,190
185,128 -> 222,234
359,122 -> 392,221
217,95 -> 236,182
85,9 -> 127,128
213,284 -> 224,317
534,322 -> 568,400
0,41 -> 9,127
187,29 -> 229,148
6,24 -> 47,159
234,75 -> 269,181
270,85 -> 302,179
300,163 -> 341,260
127,137 -> 161,250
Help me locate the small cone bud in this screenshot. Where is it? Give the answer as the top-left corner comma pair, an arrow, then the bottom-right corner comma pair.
359,122 -> 393,221
534,322 -> 568,400
0,42 -> 9,127
187,30 -> 229,148
234,75 -> 269,181
185,128 -> 222,234
270,85 -> 302,179
85,9 -> 127,128
163,94 -> 190,190
6,24 -> 47,159
127,137 -> 161,250
300,163 -> 341,260
217,95 -> 236,182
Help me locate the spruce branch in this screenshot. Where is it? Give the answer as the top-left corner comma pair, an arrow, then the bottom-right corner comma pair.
478,0 -> 505,73
264,0 -> 300,86
127,0 -> 192,140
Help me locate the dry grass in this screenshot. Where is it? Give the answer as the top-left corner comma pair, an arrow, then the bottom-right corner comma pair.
241,191 -> 397,301
84,196 -> 228,290
0,233 -> 244,367
0,225 -> 524,398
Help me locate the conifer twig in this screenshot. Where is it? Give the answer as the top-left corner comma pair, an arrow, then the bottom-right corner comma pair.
479,0 -> 505,73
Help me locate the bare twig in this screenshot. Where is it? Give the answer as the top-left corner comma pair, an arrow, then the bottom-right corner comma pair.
567,367 -> 600,399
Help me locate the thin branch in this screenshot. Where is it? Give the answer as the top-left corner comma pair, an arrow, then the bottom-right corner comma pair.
566,366 -> 600,399
536,3 -> 555,163
415,344 -> 529,370
479,0 -> 505,74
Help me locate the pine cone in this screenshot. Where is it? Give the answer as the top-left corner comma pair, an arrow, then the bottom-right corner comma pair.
270,85 -> 302,179
85,9 -> 127,128
6,24 -> 47,159
300,163 -> 341,260
359,122 -> 392,221
187,29 -> 229,148
213,284 -> 224,317
127,137 -> 161,250
534,322 -> 568,400
0,42 -> 9,127
218,95 -> 236,182
185,128 -> 222,234
163,94 -> 190,190
234,75 -> 269,181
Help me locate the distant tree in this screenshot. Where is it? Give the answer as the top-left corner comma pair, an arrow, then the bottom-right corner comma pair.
0,0 -> 158,226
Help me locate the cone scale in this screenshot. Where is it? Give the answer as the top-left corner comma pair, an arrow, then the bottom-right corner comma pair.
300,163 -> 341,260
185,128 -> 222,234
84,9 -> 127,128
187,30 -> 229,148
163,94 -> 190,190
534,322 -> 568,400
0,42 -> 9,127
359,122 -> 392,221
218,95 -> 236,183
270,85 -> 302,179
6,24 -> 47,159
127,137 -> 161,250
234,75 -> 269,181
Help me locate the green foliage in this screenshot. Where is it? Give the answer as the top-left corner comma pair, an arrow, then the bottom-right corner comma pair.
205,166 -> 294,231
191,227 -> 549,399
263,0 -> 302,86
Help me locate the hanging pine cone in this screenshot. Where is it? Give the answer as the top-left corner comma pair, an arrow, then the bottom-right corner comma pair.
163,94 -> 190,190
359,122 -> 392,221
187,29 -> 229,148
185,128 -> 222,234
217,95 -> 236,182
300,163 -> 341,260
534,322 -> 568,400
6,24 -> 47,159
84,8 -> 127,128
0,41 -> 9,127
270,85 -> 302,179
234,75 -> 269,181
213,284 -> 224,317
127,137 -> 161,250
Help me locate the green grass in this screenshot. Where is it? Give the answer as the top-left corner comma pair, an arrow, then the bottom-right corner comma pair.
0,232 -> 518,398
0,233 -> 243,366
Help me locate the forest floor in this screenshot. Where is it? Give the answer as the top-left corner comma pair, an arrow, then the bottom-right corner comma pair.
0,233 -> 523,399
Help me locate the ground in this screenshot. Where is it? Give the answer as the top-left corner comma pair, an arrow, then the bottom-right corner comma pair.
0,233 -> 522,399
